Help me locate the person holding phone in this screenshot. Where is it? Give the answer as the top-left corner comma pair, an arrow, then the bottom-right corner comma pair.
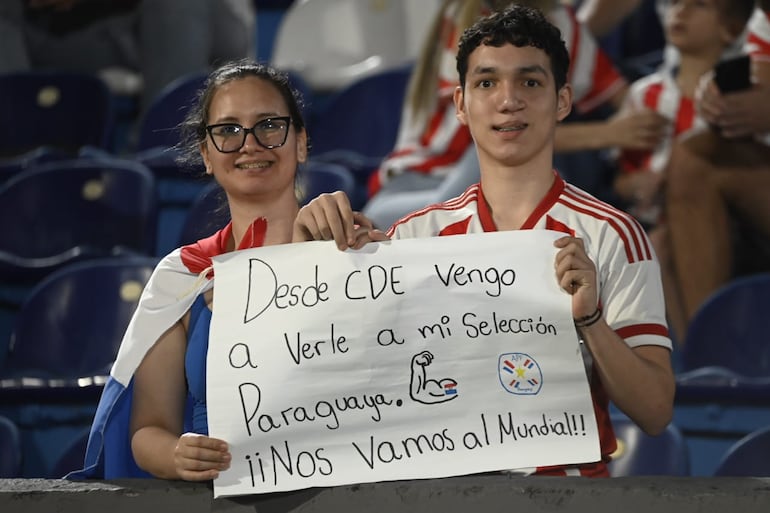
610,0 -> 754,342
663,1 -> 770,343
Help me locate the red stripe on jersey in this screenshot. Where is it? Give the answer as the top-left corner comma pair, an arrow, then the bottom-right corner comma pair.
413,123 -> 473,173
439,216 -> 472,236
590,49 -> 623,102
616,323 -> 670,339
386,185 -> 479,237
520,175 -> 566,229
642,81 -> 664,109
674,96 -> 695,136
419,96 -> 453,148
545,215 -> 576,236
748,32 -> 770,59
561,187 -> 652,263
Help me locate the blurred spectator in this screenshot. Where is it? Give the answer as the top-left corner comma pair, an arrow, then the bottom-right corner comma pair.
363,0 -> 668,230
0,0 -> 255,112
577,0 -> 649,38
663,1 -> 770,343
611,0 -> 755,342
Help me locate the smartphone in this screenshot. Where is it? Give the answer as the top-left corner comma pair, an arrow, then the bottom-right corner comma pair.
714,54 -> 752,93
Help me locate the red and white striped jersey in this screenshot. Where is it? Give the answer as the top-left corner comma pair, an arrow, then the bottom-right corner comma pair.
369,5 -> 627,196
745,8 -> 770,63
387,175 -> 672,477
618,69 -> 705,175
744,8 -> 770,145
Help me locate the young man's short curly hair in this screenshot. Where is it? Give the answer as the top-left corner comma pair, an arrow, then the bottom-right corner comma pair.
456,4 -> 570,92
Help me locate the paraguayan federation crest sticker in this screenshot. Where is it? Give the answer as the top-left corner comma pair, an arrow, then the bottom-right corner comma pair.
498,353 -> 543,395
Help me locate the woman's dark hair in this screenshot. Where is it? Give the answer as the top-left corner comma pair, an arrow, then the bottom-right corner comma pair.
176,59 -> 307,167
456,4 -> 570,92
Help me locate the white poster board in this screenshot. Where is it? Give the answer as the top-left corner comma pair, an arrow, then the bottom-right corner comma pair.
208,230 -> 599,498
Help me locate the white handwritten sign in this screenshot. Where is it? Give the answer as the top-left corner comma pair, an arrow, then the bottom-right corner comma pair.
208,230 -> 599,498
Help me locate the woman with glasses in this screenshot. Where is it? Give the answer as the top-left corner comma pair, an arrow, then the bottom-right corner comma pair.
69,59 -> 379,481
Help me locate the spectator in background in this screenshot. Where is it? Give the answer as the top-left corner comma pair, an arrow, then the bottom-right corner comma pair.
363,0 -> 668,231
0,0 -> 255,112
663,1 -> 770,343
611,0 -> 754,342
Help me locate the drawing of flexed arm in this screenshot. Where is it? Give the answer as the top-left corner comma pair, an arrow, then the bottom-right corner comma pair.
409,351 -> 458,404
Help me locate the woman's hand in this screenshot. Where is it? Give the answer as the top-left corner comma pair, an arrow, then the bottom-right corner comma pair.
173,433 -> 231,481
553,236 -> 599,319
293,191 -> 389,250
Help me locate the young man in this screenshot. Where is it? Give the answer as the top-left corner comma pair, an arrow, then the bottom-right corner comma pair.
293,5 -> 674,477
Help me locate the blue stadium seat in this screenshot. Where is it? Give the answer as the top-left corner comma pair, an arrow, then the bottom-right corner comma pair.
0,71 -> 114,157
299,160 -> 356,206
0,256 -> 157,402
675,273 -> 770,403
681,273 -> 770,377
0,158 -> 158,284
309,65 -> 411,207
713,425 -> 770,477
136,72 -> 207,153
177,179 -> 227,247
608,415 -> 690,477
0,415 -> 22,478
51,427 -> 90,479
310,64 -> 410,165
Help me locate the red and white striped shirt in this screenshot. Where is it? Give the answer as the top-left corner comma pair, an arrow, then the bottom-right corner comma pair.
388,176 -> 672,477
618,69 -> 705,175
369,5 -> 626,196
745,8 -> 770,63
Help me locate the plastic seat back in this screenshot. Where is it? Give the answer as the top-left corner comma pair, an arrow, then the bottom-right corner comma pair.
137,72 -> 207,152
177,180 -> 228,247
714,425 -> 770,476
682,273 -> 770,377
0,158 -> 157,283
608,415 -> 690,476
298,161 -> 356,206
0,415 -> 22,478
272,0 -> 436,92
310,65 -> 411,166
3,256 -> 157,380
51,428 -> 90,479
0,71 -> 113,156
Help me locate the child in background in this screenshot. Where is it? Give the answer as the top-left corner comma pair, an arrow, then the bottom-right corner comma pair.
612,0 -> 754,341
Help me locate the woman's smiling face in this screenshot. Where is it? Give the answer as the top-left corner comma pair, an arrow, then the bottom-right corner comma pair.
201,76 -> 307,203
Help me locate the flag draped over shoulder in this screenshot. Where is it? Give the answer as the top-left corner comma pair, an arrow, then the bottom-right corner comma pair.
68,218 -> 267,479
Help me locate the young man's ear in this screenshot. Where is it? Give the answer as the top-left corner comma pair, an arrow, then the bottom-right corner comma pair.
454,85 -> 468,126
556,83 -> 573,122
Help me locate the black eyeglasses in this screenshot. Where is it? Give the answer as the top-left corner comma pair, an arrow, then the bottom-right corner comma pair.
206,116 -> 292,153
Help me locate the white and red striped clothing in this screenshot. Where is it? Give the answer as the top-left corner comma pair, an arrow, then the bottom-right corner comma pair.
745,8 -> 770,146
618,69 -> 705,177
369,5 -> 627,196
745,8 -> 770,63
388,175 -> 672,477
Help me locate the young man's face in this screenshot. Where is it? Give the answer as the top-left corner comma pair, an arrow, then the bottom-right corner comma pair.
454,43 -> 572,170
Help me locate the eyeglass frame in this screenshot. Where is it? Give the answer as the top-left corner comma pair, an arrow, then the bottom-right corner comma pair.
205,116 -> 293,153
